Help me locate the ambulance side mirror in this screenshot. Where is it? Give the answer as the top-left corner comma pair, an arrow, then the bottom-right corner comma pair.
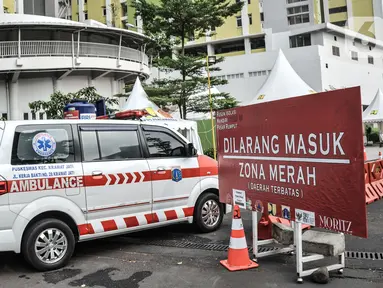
186,143 -> 197,157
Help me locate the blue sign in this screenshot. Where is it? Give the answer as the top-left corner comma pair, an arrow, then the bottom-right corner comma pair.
32,133 -> 56,157
171,168 -> 182,182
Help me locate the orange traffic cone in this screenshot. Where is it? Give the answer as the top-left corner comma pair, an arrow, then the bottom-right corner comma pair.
220,205 -> 259,271
364,147 -> 367,161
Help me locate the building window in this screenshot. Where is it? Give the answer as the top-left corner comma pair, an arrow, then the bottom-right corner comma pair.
236,16 -> 242,27
329,6 -> 347,14
248,14 -> 253,25
249,70 -> 269,77
287,5 -> 309,15
332,20 -> 346,27
32,112 -> 36,120
103,6 -> 107,16
84,0 -> 87,3
215,40 -> 245,55
351,51 -> 358,61
39,113 -> 44,120
288,14 -> 310,25
248,0 -> 251,3
368,56 -> 374,64
84,11 -> 88,20
289,33 -> 311,48
332,46 -> 340,56
325,63 -> 328,68
66,15 -> 72,20
1,113 -> 7,120
287,0 -> 307,3
23,113 -> 29,120
260,12 -> 264,21
334,36 -> 337,41
250,37 -> 265,50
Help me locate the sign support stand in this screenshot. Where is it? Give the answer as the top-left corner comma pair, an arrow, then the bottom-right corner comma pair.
293,221 -> 345,284
251,212 -> 345,283
251,211 -> 295,262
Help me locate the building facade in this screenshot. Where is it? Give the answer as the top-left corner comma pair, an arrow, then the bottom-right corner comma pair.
1,0 -> 59,16
1,0 -> 383,109
0,14 -> 150,121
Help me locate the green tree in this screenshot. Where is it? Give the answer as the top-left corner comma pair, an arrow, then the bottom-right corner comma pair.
133,0 -> 242,119
29,87 -> 119,119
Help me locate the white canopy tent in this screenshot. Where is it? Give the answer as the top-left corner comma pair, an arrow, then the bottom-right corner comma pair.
121,77 -> 203,153
362,89 -> 383,144
246,49 -> 316,105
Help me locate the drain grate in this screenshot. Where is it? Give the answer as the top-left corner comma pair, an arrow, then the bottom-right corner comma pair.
122,237 -> 383,261
346,251 -> 383,261
123,237 -> 283,254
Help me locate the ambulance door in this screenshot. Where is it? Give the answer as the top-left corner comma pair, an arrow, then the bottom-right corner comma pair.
79,124 -> 152,235
8,124 -> 85,215
141,125 -> 200,221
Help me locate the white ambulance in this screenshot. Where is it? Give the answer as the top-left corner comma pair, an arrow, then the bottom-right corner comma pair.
0,120 -> 226,271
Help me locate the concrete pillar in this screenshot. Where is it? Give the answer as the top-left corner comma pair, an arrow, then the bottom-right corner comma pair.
244,38 -> 252,54
16,0 -> 23,14
78,0 -> 85,22
323,0 -> 329,23
207,44 -> 215,56
105,0 -> 112,26
241,1 -> 250,36
87,75 -> 93,87
0,0 -> 4,14
52,77 -> 58,92
373,0 -> 383,41
9,81 -> 19,120
346,0 -> 353,30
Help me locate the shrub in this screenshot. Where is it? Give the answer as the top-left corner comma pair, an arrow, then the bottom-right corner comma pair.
204,148 -> 217,159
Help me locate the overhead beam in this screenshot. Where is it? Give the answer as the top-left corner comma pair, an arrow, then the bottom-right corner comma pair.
115,73 -> 135,82
92,70 -> 111,80
12,71 -> 20,83
58,70 -> 73,80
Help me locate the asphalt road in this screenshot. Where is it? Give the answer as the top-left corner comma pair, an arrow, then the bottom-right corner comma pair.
0,199 -> 382,288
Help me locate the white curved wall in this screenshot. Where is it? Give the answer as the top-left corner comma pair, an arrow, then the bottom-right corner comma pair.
1,76 -> 124,120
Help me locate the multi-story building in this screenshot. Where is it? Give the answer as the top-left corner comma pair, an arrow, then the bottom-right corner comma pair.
1,0 -> 59,17
177,0 -> 383,106
0,13 -> 150,120
1,0 -> 383,108
69,0 -> 142,32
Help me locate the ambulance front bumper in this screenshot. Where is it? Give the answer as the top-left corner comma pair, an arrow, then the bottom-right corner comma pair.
0,229 -> 17,252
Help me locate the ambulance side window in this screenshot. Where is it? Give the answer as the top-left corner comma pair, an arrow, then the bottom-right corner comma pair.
144,129 -> 186,158
11,124 -> 75,165
80,127 -> 142,162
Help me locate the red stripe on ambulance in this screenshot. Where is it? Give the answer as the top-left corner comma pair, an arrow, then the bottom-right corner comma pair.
78,207 -> 195,236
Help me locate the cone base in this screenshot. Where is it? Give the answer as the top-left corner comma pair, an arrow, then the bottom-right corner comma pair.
220,259 -> 259,271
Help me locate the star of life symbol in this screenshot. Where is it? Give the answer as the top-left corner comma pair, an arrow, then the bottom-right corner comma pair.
32,133 -> 57,157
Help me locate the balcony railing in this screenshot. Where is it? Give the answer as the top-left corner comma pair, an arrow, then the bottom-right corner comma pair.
0,41 -> 149,66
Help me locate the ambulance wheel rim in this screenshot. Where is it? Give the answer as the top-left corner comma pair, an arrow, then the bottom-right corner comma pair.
201,199 -> 221,227
34,228 -> 68,265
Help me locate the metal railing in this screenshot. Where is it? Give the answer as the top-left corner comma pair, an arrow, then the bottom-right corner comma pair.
0,41 -> 149,66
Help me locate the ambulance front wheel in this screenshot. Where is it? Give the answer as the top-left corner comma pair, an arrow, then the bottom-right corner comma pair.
194,192 -> 224,233
21,218 -> 76,272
